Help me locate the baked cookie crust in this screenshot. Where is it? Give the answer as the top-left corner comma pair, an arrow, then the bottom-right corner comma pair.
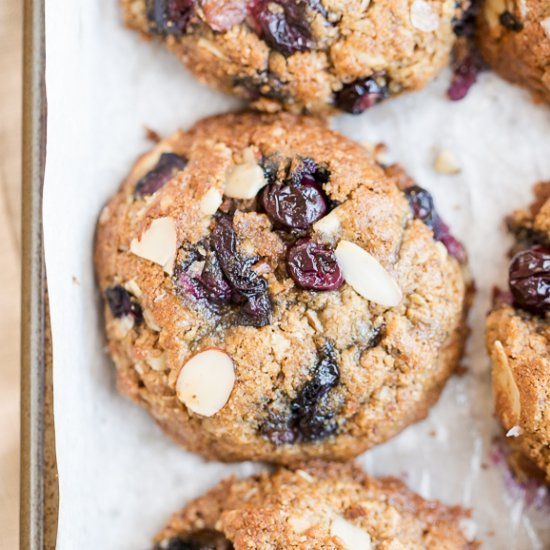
152,462 -> 476,549
95,112 -> 470,464
121,0 -> 464,114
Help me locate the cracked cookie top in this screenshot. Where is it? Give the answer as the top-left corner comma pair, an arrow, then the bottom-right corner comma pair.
95,112 -> 468,463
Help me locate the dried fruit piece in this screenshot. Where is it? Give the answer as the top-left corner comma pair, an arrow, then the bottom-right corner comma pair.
335,76 -> 389,114
263,342 -> 340,444
287,239 -> 343,291
448,52 -> 480,101
153,530 -> 234,550
248,0 -> 315,56
148,0 -> 196,35
105,285 -> 143,325
508,246 -> 550,313
176,348 -> 235,416
212,216 -> 273,326
335,240 -> 402,307
499,11 -> 523,32
135,152 -> 187,197
130,217 -> 178,274
404,185 -> 466,261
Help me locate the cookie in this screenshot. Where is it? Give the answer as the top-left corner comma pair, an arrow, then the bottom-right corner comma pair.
477,0 -> 550,104
121,0 -> 466,114
151,461 -> 476,549
486,182 -> 550,482
95,111 -> 470,464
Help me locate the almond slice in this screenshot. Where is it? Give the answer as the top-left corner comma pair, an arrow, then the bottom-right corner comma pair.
200,188 -> 223,215
492,340 -> 521,427
130,217 -> 177,275
176,348 -> 235,417
541,17 -> 550,39
224,148 -> 267,199
410,0 -> 440,32
313,208 -> 341,240
335,240 -> 402,307
331,516 -> 372,549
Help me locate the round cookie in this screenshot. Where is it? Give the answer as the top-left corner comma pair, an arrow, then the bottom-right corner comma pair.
477,0 -> 550,104
151,462 -> 475,549
95,111 -> 470,464
121,0 -> 466,114
486,182 -> 550,482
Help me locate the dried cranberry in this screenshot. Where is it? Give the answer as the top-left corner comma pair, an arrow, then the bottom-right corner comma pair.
287,239 -> 343,291
335,76 -> 389,114
262,342 -> 340,444
148,0 -> 196,35
509,246 -> 550,314
211,217 -> 273,326
433,218 -> 466,263
403,185 -> 437,229
135,153 -> 187,197
499,11 -> 523,32
404,185 -> 466,261
153,531 -> 233,550
448,52 -> 480,101
248,0 -> 314,56
262,182 -> 327,229
105,286 -> 143,325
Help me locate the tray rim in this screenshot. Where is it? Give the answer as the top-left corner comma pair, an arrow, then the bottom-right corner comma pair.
21,0 -> 58,548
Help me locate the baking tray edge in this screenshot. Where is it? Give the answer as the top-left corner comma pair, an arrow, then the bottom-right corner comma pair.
21,0 -> 59,548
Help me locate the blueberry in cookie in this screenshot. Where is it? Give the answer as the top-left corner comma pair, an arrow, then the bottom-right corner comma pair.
150,461 -> 476,549
486,182 -> 550,482
121,0 -> 468,114
95,112 -> 470,464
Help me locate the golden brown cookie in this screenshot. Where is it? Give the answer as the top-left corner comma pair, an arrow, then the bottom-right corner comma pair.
486,182 -> 550,482
121,0 -> 466,114
95,111 -> 470,464
151,462 -> 476,549
477,0 -> 550,104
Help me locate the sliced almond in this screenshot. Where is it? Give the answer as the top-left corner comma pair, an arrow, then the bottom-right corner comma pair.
313,209 -> 341,240
434,149 -> 461,175
176,348 -> 235,417
224,148 -> 267,199
492,340 -> 521,427
541,17 -> 550,39
200,188 -> 223,215
330,516 -> 372,550
335,240 -> 402,307
506,425 -> 523,438
130,217 -> 177,275
484,0 -> 506,29
146,353 -> 166,372
410,0 -> 440,32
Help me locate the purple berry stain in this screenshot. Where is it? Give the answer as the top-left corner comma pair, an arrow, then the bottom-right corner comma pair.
509,246 -> 550,314
335,75 -> 389,114
287,239 -> 343,291
135,153 -> 187,197
248,0 -> 314,56
404,185 -> 466,262
448,53 -> 480,101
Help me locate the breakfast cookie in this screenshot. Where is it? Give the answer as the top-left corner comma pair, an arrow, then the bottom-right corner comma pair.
151,461 -> 476,549
95,111 -> 470,464
477,0 -> 550,104
486,182 -> 550,482
121,0 -> 466,114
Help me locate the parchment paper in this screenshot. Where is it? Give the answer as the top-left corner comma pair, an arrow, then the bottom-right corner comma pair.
44,1 -> 550,548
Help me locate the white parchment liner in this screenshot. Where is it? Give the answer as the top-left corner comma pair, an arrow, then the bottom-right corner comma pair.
44,1 -> 550,548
